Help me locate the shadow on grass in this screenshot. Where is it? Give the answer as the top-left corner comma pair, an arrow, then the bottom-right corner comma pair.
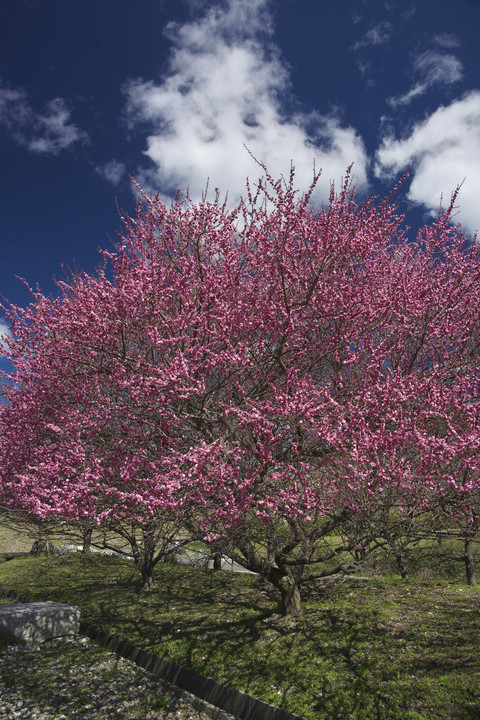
2,555 -> 480,719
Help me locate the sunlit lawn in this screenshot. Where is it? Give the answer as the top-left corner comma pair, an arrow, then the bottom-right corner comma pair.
0,549 -> 479,720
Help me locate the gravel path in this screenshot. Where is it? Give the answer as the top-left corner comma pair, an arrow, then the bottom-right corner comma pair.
0,636 -> 234,720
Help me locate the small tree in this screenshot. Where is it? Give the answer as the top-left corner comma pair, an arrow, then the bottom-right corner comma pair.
1,167 -> 480,613
434,476 -> 480,586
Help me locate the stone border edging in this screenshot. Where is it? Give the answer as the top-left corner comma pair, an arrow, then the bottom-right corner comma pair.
0,587 -> 306,720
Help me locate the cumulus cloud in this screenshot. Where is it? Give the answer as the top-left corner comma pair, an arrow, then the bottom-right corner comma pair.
375,91 -> 480,235
388,51 -> 463,108
95,159 -> 126,186
123,0 -> 368,204
0,82 -> 87,154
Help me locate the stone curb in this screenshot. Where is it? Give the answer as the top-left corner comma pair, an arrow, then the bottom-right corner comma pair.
0,587 -> 306,720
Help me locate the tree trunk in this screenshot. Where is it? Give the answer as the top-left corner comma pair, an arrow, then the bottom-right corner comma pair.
135,529 -> 156,591
141,564 -> 155,591
464,537 -> 476,586
212,552 -> 222,571
82,528 -> 92,553
276,575 -> 302,617
396,551 -> 408,579
30,538 -> 54,556
233,537 -> 303,616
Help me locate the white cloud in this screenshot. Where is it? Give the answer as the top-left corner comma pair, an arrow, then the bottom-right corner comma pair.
375,91 -> 480,235
123,0 -> 368,204
388,51 -> 463,108
352,21 -> 393,50
0,319 -> 10,342
414,50 -> 463,85
0,82 -> 87,154
95,159 -> 126,186
433,33 -> 460,49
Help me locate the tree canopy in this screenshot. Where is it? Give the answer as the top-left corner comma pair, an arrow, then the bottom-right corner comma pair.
1,167 -> 479,614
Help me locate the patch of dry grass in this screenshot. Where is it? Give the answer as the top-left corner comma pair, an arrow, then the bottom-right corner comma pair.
0,522 -> 34,553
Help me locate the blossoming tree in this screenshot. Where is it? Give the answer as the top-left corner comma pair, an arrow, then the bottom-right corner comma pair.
1,167 -> 479,614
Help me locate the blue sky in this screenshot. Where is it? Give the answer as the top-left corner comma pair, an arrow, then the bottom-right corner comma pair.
1,0 -> 480,336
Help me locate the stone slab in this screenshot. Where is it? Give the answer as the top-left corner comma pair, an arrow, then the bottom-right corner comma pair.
0,602 -> 80,646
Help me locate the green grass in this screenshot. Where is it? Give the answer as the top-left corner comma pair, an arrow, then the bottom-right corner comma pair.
0,552 -> 479,719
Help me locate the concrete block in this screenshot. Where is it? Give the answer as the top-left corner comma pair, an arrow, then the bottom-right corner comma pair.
0,602 -> 80,646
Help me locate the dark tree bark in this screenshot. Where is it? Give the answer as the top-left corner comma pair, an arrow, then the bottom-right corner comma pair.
396,551 -> 408,579
30,538 -> 54,556
81,528 -> 92,553
275,574 -> 302,617
231,537 -> 305,617
141,563 -> 155,591
464,537 -> 476,586
133,528 -> 157,591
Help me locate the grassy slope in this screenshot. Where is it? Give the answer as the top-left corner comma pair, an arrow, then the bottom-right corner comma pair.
0,523 -> 36,552
0,553 -> 479,720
